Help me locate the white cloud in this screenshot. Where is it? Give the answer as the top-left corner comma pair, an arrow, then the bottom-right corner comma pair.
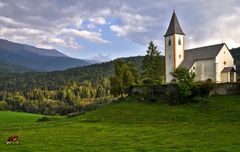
60,28 -> 110,44
89,17 -> 106,25
110,25 -> 146,37
0,16 -> 26,27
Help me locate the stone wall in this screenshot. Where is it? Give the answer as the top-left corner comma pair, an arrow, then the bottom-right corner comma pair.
210,83 -> 240,95
129,83 -> 240,96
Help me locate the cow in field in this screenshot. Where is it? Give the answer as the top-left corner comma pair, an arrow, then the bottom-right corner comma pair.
6,135 -> 19,144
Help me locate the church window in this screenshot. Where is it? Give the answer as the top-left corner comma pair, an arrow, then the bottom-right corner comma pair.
169,55 -> 171,59
179,54 -> 181,58
168,39 -> 171,46
224,61 -> 226,65
193,67 -> 195,70
178,39 -> 181,45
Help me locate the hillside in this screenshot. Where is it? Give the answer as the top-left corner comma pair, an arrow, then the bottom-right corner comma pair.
0,55 -> 158,115
0,56 -> 150,91
0,95 -> 239,151
0,111 -> 43,124
0,39 -> 90,72
230,47 -> 240,75
0,61 -> 32,74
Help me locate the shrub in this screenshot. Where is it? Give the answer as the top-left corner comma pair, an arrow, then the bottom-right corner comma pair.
194,80 -> 216,96
37,116 -> 58,122
0,100 -> 7,110
166,67 -> 196,104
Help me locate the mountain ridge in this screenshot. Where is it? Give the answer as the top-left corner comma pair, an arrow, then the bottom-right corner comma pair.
0,39 -> 90,72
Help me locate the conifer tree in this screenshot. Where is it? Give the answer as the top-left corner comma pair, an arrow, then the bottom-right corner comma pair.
142,41 -> 163,85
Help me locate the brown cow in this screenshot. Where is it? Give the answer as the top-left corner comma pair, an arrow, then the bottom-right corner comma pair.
6,135 -> 19,144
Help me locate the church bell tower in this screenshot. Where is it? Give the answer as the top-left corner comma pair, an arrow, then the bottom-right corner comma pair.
164,10 -> 185,83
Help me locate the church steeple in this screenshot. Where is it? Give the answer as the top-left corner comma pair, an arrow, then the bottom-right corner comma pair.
164,10 -> 185,83
164,11 -> 185,37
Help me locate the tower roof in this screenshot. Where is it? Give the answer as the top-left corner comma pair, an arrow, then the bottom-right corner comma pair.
164,11 -> 185,37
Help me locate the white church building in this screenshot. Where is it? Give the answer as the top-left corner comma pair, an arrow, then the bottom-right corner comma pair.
164,11 -> 236,83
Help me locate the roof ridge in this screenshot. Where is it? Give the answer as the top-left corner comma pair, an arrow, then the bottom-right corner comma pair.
185,43 -> 225,51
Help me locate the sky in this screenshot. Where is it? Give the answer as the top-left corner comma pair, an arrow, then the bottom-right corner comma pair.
0,0 -> 239,61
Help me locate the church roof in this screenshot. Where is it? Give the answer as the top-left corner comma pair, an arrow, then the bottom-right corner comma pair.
164,11 -> 185,37
179,43 -> 225,69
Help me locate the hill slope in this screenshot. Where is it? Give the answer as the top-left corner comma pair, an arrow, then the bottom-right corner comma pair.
0,95 -> 239,151
0,39 -> 90,72
0,56 -> 150,91
0,61 -> 32,74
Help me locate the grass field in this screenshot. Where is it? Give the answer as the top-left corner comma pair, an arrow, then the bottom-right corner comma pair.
0,95 -> 240,151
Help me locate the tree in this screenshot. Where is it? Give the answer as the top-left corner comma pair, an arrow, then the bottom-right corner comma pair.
110,59 -> 138,97
142,41 -> 163,85
141,41 -> 163,97
166,67 -> 196,104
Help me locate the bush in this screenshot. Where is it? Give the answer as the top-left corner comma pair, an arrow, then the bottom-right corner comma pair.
194,80 -> 216,96
0,100 -> 7,110
37,116 -> 57,122
166,67 -> 196,104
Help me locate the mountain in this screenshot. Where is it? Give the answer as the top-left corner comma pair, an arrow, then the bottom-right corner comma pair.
230,47 -> 240,75
0,39 -> 90,72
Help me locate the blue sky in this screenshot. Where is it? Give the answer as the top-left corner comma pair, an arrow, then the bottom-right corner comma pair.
0,0 -> 239,61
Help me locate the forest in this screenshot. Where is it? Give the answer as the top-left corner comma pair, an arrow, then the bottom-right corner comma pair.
0,50 -> 164,115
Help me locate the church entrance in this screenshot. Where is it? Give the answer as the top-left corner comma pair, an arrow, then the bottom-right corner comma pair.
221,67 -> 236,83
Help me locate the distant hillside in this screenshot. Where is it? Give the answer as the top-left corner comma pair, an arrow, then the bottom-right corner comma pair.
230,47 -> 240,75
0,56 -> 165,91
0,61 -> 32,75
0,39 -> 90,72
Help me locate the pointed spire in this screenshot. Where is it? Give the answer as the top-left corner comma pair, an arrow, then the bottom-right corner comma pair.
164,11 -> 185,37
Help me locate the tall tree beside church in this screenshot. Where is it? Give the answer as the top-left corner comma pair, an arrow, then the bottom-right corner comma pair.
142,41 -> 163,84
110,59 -> 138,97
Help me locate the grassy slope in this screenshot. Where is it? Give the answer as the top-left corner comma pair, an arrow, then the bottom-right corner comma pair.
0,95 -> 240,151
0,111 -> 43,124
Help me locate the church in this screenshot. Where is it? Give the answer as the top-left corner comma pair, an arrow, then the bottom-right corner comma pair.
164,11 -> 236,83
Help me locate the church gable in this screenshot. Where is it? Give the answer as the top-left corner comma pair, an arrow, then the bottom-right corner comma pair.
215,44 -> 234,66
215,44 -> 236,82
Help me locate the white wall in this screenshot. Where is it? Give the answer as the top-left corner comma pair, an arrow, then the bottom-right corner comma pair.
215,45 -> 235,82
165,35 -> 174,83
165,34 -> 184,83
175,34 -> 184,68
221,73 -> 229,83
194,59 -> 215,81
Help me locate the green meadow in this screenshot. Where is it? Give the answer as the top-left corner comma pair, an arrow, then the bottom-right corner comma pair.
0,95 -> 240,152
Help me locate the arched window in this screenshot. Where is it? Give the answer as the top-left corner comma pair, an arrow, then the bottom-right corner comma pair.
179,54 -> 181,58
178,39 -> 181,45
168,39 -> 171,46
224,61 -> 226,65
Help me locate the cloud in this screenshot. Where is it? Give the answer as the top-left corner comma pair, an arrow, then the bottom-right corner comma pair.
60,28 -> 110,44
0,0 -> 239,57
110,25 -> 146,37
89,17 -> 107,25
